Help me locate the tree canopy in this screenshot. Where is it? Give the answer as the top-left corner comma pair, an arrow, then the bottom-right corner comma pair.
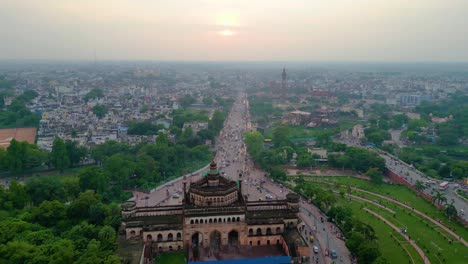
84,88 -> 104,102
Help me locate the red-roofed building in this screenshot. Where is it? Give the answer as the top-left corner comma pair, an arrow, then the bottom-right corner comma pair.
0,127 -> 37,149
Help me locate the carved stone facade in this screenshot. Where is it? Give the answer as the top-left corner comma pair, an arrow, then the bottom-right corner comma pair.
121,161 -> 308,261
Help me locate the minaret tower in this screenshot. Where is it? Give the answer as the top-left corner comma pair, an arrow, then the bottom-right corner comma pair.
281,67 -> 287,98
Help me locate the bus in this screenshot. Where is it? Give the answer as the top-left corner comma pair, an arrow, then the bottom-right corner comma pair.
439,181 -> 449,191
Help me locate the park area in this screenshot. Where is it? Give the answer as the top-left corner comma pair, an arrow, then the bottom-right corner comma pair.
155,253 -> 186,264
300,176 -> 468,264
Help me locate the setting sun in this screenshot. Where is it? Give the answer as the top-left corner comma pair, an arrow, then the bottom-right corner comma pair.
216,12 -> 239,27
219,29 -> 235,37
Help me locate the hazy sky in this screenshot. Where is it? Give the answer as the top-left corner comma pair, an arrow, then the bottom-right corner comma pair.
1,0 -> 468,62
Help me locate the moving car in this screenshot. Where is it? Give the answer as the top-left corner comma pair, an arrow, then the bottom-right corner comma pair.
313,246 -> 319,253
331,250 -> 337,259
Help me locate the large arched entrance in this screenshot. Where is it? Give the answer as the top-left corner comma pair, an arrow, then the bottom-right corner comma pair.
210,230 -> 222,252
191,232 -> 203,261
228,230 -> 239,246
191,232 -> 203,248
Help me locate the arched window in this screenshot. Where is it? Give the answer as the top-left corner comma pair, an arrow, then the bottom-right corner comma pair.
236,217 -> 240,222
249,241 -> 252,245
276,227 -> 281,234
130,230 -> 136,236
227,217 -> 231,222
276,239 -> 280,245
169,246 -> 173,251
266,227 -> 272,235
256,228 -> 262,236
249,229 -> 253,236
191,220 -> 194,224
223,218 -> 226,222
195,219 -> 199,224
209,219 -> 212,223
267,240 -> 270,245
168,233 -> 173,241
257,240 -> 261,245
218,218 -> 222,222
177,245 -> 181,250
177,232 -> 182,240
214,218 -> 217,223
157,234 -> 162,242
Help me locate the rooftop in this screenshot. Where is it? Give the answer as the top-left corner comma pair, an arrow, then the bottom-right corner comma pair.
0,127 -> 37,149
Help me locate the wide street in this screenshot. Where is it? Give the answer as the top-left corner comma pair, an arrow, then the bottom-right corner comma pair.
131,92 -> 351,263
338,136 -> 468,222
380,151 -> 468,221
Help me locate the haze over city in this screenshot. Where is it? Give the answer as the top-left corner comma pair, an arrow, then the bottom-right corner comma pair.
1,1 -> 468,264
1,0 -> 468,62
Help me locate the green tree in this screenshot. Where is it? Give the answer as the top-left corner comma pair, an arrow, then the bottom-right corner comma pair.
25,176 -> 66,205
92,104 -> 107,119
65,140 -> 87,167
268,167 -> 287,182
103,154 -> 136,188
179,95 -> 196,109
67,190 -> 100,221
50,138 -> 70,172
414,180 -> 425,192
31,200 -> 66,227
98,225 -> 117,251
0,147 -> 6,170
408,119 -> 427,131
357,242 -> 381,264
84,88 -> 104,102
78,167 -> 109,194
209,110 -> 225,133
272,125 -> 290,148
297,153 -> 316,168
445,201 -> 457,220
366,168 -> 383,185
5,139 -> 27,175
244,131 -> 264,160
8,180 -> 29,209
432,191 -> 447,206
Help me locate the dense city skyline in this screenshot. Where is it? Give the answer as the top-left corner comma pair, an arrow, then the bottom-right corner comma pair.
1,0 -> 468,62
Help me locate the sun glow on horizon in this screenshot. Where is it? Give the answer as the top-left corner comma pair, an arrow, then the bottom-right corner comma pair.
219,29 -> 235,36
216,12 -> 239,28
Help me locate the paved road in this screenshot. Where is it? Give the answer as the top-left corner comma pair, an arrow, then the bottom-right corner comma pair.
379,150 -> 467,222
131,92 -> 351,263
339,137 -> 468,222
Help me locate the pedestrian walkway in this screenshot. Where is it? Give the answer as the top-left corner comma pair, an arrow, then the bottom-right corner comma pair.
363,208 -> 430,264
356,187 -> 468,247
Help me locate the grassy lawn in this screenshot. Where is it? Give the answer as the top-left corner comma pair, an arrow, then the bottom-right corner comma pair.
344,200 -> 422,264
309,176 -> 468,241
363,203 -> 466,264
305,180 -> 468,264
338,119 -> 358,131
155,253 -> 186,264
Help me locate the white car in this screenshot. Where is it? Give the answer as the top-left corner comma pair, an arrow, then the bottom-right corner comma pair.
313,246 -> 319,253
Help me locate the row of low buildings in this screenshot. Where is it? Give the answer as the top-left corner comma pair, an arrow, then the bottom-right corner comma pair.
1,64 -> 241,151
